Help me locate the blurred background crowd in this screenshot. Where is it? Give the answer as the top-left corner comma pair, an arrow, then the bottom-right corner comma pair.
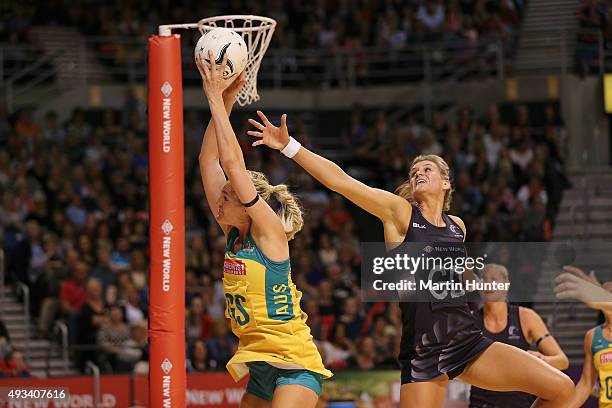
2,0 -> 525,49
2,1 -> 527,89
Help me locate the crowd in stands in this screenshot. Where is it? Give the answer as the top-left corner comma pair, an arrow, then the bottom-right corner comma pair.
4,1 -> 525,48
0,87 -> 568,375
345,103 -> 570,242
2,1 -> 525,86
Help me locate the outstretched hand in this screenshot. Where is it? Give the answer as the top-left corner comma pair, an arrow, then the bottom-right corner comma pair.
196,49 -> 232,103
561,265 -> 600,286
247,111 -> 291,150
555,269 -> 611,306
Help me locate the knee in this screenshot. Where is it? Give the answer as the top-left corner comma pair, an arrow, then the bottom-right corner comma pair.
553,372 -> 574,400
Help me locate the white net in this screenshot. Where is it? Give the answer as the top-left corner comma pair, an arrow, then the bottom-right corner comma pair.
197,15 -> 276,106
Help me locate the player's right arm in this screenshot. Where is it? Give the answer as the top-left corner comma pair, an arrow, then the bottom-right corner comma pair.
567,328 -> 597,408
248,111 -> 411,230
197,62 -> 246,236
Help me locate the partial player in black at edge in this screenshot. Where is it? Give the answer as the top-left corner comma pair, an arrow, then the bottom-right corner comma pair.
470,264 -> 569,408
245,110 -> 575,408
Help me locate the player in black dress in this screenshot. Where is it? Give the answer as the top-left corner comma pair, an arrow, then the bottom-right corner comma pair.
247,112 -> 574,407
470,264 -> 569,408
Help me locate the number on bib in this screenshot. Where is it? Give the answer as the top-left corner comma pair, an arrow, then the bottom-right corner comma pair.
225,293 -> 251,326
605,376 -> 612,400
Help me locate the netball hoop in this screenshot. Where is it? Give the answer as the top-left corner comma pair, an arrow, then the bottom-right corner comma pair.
158,15 -> 277,106
147,15 -> 275,408
197,16 -> 276,106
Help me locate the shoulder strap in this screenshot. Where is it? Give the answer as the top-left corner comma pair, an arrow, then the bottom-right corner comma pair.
402,205 -> 418,243
508,304 -> 520,326
592,325 -> 603,355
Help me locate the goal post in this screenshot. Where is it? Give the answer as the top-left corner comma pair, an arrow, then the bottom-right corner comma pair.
147,34 -> 186,408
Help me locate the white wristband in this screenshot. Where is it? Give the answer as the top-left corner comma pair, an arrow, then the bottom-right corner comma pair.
280,137 -> 301,158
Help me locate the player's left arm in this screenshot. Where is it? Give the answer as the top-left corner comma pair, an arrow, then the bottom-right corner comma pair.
200,50 -> 288,260
519,306 -> 569,370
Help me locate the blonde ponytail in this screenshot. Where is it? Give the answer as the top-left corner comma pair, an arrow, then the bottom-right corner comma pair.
247,171 -> 304,240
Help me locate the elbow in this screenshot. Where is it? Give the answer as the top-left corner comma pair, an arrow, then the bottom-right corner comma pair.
198,154 -> 218,169
559,354 -> 570,370
198,151 -> 212,164
327,172 -> 350,194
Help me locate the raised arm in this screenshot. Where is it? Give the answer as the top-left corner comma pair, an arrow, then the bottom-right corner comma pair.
197,58 -> 246,235
248,111 -> 410,227
198,51 -> 287,256
555,267 -> 612,312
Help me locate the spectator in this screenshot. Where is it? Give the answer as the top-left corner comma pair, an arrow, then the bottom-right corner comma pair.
323,195 -> 353,233
76,278 -> 107,371
121,285 -> 146,324
188,340 -> 215,372
317,233 -> 338,267
90,245 -> 115,301
97,304 -> 131,372
205,319 -> 237,370
60,261 -> 88,313
49,260 -> 88,343
117,321 -> 149,373
110,237 -> 130,271
483,125 -> 506,168
186,295 -> 212,344
1,350 -> 31,378
517,177 -> 548,207
417,0 -> 446,38
347,336 -> 376,369
333,297 -> 365,351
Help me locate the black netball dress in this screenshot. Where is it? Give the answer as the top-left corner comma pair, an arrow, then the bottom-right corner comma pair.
398,205 -> 493,383
469,304 -> 536,408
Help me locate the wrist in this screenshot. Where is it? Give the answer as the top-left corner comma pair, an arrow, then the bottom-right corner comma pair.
208,93 -> 224,107
280,136 -> 301,158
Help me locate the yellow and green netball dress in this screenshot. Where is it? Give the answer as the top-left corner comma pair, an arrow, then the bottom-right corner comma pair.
222,228 -> 332,400
593,325 -> 612,407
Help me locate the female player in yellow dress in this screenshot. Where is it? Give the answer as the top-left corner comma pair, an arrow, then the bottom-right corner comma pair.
557,266 -> 612,407
247,111 -> 574,408
197,51 -> 331,408
569,320 -> 612,408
